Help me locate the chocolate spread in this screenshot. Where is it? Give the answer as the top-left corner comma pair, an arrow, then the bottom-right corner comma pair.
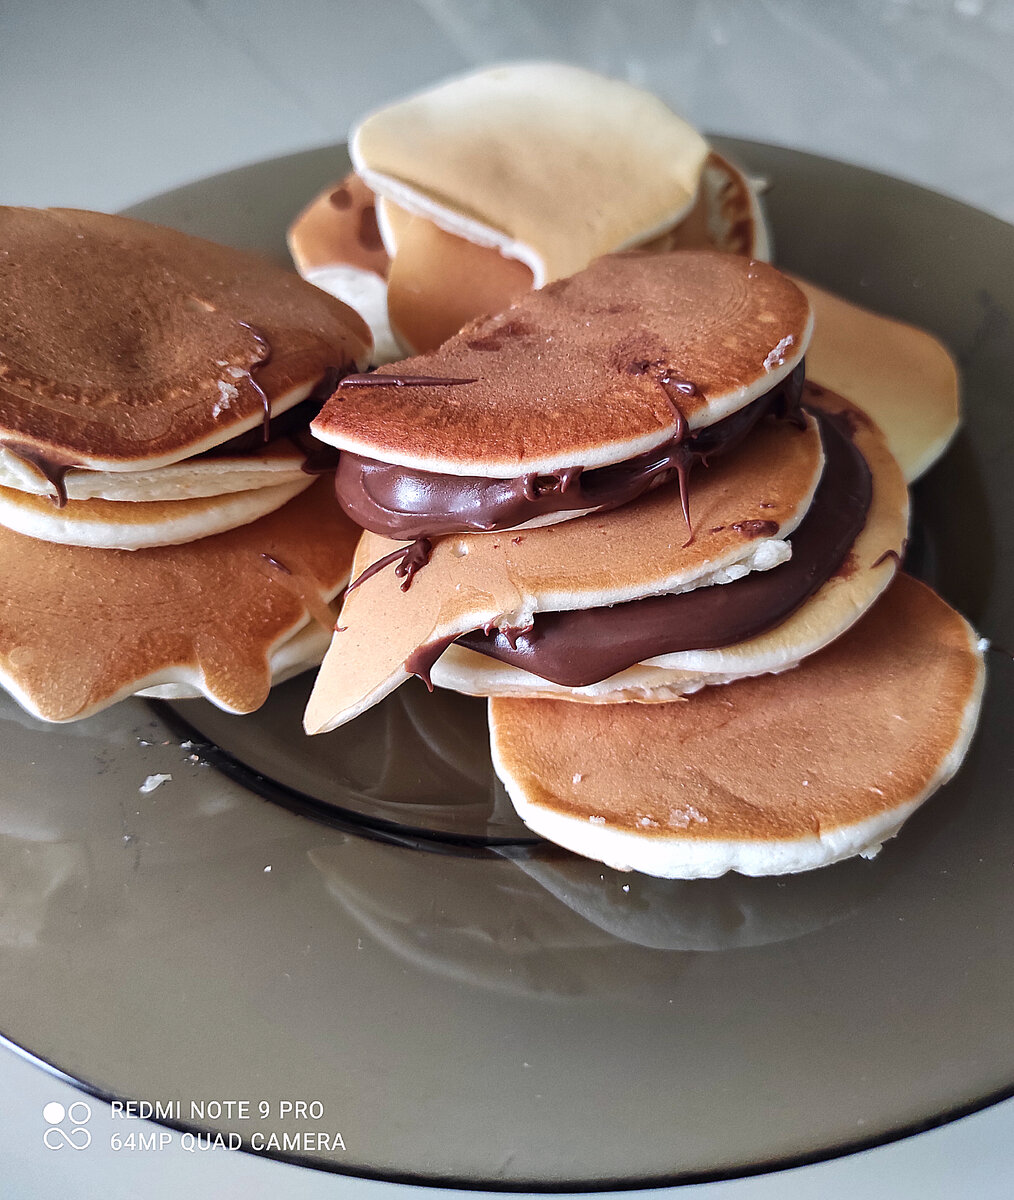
0,441 -> 76,507
452,406 -> 872,687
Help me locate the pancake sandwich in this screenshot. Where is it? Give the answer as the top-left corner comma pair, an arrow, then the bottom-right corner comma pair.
300,227 -> 982,878
435,387 -> 907,702
305,404 -> 827,732
303,254 -> 906,735
288,63 -> 770,357
312,251 -> 812,545
0,207 -> 370,719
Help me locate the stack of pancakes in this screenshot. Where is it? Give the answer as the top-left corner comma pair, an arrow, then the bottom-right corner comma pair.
288,63 -> 768,361
0,207 -> 371,722
304,247 -> 984,879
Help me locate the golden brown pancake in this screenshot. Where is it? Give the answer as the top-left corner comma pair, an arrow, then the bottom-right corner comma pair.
304,413 -> 824,733
0,207 -> 371,473
287,172 -> 388,280
489,574 -> 985,878
381,151 -> 769,355
381,199 -> 534,355
286,173 -> 399,363
312,251 -> 812,475
794,277 -> 960,481
0,478 -> 359,722
381,151 -> 772,354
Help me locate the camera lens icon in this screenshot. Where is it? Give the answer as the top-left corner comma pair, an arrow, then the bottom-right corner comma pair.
43,1100 -> 92,1150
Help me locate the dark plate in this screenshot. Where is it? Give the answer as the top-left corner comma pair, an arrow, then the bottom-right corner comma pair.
0,139 -> 1011,1190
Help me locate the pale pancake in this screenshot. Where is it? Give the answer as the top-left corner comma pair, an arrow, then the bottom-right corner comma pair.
351,62 -> 709,287
0,479 -> 358,722
305,414 -> 823,733
431,389 -> 907,700
794,277 -> 960,481
0,207 -> 371,472
489,574 -> 985,879
313,251 -> 812,475
0,476 -> 312,550
0,437 -> 309,502
382,151 -> 769,356
286,174 -> 400,363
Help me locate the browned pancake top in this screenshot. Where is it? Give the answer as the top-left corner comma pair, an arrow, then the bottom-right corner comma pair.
490,574 -> 982,840
0,208 -> 371,468
313,250 -> 811,472
0,479 -> 359,720
287,172 -> 390,279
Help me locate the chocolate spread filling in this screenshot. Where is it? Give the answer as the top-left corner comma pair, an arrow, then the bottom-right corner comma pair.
452,407 -> 872,687
334,362 -> 805,540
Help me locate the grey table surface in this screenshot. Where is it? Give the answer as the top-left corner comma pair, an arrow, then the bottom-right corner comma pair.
1,2 -> 1013,1196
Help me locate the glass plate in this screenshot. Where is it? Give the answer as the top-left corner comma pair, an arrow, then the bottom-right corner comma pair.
0,138 -> 1011,1190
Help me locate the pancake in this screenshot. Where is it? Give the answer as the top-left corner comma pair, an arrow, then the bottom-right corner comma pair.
432,387 -> 907,700
0,436 -> 311,503
304,412 -> 824,734
381,152 -> 771,356
288,172 -> 388,280
351,62 -> 709,289
137,620 -> 333,700
0,476 -> 313,550
380,198 -> 534,357
0,207 -> 372,476
489,574 -> 986,878
314,251 -> 811,483
0,478 -> 359,722
286,173 -> 399,363
646,152 -> 771,261
287,152 -> 770,361
794,277 -> 960,481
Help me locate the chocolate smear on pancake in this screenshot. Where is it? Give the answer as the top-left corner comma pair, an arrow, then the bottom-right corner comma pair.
344,538 -> 434,595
